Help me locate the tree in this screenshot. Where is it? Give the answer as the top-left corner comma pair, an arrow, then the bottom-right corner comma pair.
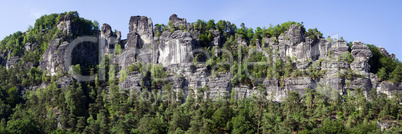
7,118 -> 42,134
312,117 -> 346,133
231,109 -> 255,134
93,20 -> 100,31
390,64 -> 402,82
378,67 -> 388,81
211,107 -> 230,133
207,19 -> 216,30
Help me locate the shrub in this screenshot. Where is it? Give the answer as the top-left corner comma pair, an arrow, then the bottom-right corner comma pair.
342,51 -> 354,63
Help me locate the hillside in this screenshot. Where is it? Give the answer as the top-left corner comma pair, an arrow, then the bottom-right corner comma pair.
0,11 -> 400,133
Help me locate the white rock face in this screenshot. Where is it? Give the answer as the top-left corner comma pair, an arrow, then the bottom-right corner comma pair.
158,31 -> 195,66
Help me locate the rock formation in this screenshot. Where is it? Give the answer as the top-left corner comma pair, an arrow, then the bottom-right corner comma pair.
34,13 -> 402,101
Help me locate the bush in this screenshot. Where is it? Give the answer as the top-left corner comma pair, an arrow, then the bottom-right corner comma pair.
305,28 -> 323,40
342,51 -> 354,63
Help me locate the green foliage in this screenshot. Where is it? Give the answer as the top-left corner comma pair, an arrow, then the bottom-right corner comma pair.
378,67 -> 388,81
312,117 -> 347,133
199,30 -> 214,47
342,51 -> 354,63
6,118 -> 42,134
154,24 -> 165,37
207,19 -> 216,30
114,44 -> 122,55
390,64 -> 402,82
216,20 -> 237,37
262,21 -> 304,38
305,28 -> 323,40
367,44 -> 400,81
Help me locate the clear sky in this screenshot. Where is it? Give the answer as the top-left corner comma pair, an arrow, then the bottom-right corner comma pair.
1,0 -> 401,59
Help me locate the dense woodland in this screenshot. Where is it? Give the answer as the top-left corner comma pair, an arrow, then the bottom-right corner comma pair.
0,11 -> 401,133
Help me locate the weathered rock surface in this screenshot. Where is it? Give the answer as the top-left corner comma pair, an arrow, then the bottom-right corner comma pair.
352,41 -> 372,61
158,30 -> 196,66
39,38 -> 97,75
100,23 -> 118,54
56,12 -> 77,37
376,81 -> 402,97
32,14 -> 402,101
126,16 -> 155,64
6,55 -> 20,69
169,14 -> 191,28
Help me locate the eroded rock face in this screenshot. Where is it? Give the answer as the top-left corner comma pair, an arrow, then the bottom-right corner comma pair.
100,23 -> 118,54
57,76 -> 74,90
351,41 -> 372,75
207,73 -> 232,99
169,14 -> 190,28
285,77 -> 314,96
24,43 -> 36,51
278,24 -> 305,46
36,14 -> 402,102
6,52 -> 20,69
378,47 -> 389,57
125,16 -> 155,64
128,16 -> 153,48
158,30 -> 196,66
0,52 -> 5,66
329,40 -> 349,58
39,39 -> 66,75
210,29 -> 221,47
264,79 -> 283,101
57,12 -> 77,37
377,81 -> 402,97
39,38 -> 98,76
119,71 -> 144,91
352,41 -> 372,61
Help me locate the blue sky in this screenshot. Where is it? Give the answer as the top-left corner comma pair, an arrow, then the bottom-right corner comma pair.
1,0 -> 401,59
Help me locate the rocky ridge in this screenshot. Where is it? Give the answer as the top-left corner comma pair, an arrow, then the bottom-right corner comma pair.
15,14 -> 400,101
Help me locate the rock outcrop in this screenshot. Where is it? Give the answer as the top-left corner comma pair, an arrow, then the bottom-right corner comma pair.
33,13 -> 402,101
126,16 -> 155,64
100,23 -> 120,55
169,14 -> 191,28
39,38 -> 98,75
158,30 -> 196,66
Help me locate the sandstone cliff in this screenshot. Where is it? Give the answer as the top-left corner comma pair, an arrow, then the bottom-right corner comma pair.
9,13 -> 399,101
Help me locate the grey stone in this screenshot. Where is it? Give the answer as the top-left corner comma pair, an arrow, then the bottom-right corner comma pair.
169,14 -> 190,28
351,41 -> 372,61
39,38 -> 98,76
158,30 -> 196,66
377,81 -> 402,98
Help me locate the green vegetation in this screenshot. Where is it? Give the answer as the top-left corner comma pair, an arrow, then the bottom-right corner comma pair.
114,44 -> 122,55
305,28 -> 323,40
367,44 -> 402,82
